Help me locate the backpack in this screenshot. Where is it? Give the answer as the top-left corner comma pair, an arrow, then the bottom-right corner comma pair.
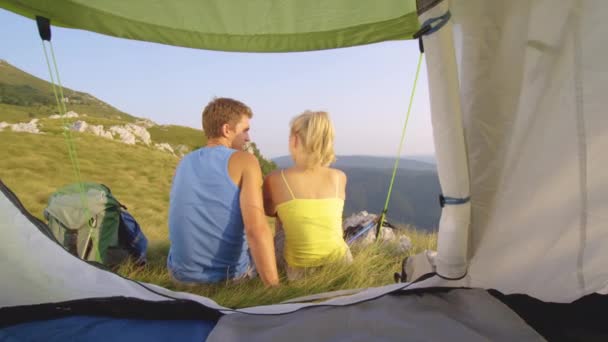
43,182 -> 147,268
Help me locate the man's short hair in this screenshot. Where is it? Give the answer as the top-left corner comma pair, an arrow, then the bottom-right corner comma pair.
202,97 -> 253,138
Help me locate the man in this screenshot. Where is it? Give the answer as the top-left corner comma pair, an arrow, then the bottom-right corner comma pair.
167,97 -> 279,286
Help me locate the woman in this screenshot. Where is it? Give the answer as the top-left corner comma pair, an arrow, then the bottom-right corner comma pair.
263,111 -> 351,281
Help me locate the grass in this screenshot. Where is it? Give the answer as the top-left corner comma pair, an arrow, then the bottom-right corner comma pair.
147,124 -> 207,150
1,130 -> 437,309
118,228 -> 436,308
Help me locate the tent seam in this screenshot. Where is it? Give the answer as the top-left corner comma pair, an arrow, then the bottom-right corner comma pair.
573,1 -> 587,296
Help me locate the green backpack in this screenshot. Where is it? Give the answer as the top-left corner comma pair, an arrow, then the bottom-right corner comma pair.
44,182 -> 129,267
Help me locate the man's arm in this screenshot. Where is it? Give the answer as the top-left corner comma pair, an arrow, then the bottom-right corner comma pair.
239,153 -> 279,286
262,172 -> 278,217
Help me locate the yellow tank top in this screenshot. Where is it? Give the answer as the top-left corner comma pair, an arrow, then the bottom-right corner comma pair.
276,170 -> 348,268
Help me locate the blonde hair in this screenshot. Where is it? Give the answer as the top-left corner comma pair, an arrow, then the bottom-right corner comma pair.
202,97 -> 253,138
290,111 -> 336,168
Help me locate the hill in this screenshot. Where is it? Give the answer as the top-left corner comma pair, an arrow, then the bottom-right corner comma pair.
0,60 -> 276,172
273,155 -> 441,230
273,155 -> 436,170
0,59 -> 136,122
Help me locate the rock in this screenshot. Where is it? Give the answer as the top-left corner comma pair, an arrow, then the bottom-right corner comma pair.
174,144 -> 190,157
244,142 -> 255,154
49,111 -> 79,119
71,120 -> 88,132
69,121 -> 151,145
125,123 -> 151,145
135,119 -> 156,128
8,119 -> 40,134
109,126 -> 137,145
397,235 -> 412,253
343,211 -> 377,230
89,125 -> 113,140
70,121 -> 113,140
155,143 -> 174,154
0,122 -> 9,131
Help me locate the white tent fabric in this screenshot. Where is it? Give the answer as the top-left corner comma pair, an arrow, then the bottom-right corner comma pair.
0,186 -> 222,311
420,0 -> 471,280
408,0 -> 608,303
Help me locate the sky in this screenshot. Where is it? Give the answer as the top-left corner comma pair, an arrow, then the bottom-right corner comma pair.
0,8 -> 435,159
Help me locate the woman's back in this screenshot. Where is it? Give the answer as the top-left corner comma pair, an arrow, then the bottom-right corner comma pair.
266,167 -> 348,268
275,167 -> 346,202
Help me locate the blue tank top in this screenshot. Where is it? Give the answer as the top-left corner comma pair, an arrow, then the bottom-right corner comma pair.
167,146 -> 250,283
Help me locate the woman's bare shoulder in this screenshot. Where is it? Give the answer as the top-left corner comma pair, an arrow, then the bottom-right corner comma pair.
328,167 -> 347,181
328,167 -> 346,176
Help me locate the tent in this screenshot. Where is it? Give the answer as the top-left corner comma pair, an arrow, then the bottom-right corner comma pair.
1,0 -> 607,340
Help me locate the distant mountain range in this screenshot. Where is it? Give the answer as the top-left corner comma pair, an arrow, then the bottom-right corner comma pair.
273,155 -> 441,231
273,155 -> 436,170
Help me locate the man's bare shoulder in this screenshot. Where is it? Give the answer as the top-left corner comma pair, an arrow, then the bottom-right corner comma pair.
231,150 -> 260,168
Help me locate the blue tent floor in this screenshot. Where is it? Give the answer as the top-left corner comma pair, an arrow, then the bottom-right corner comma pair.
0,315 -> 215,342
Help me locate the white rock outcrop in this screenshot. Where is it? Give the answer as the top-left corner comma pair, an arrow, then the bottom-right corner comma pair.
0,119 -> 41,134
135,119 -> 157,128
108,126 -> 137,145
89,125 -> 113,140
49,111 -> 79,119
3,115 -> 184,157
154,143 -> 174,154
174,144 -> 190,157
71,120 -> 113,140
124,123 -> 151,145
104,123 -> 151,145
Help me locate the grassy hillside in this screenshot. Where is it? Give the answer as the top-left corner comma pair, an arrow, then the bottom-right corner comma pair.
0,60 -> 136,122
1,131 -> 176,242
147,124 -> 207,149
1,131 -> 436,308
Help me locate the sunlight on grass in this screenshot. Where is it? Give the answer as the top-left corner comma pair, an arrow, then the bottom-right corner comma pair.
118,228 -> 436,308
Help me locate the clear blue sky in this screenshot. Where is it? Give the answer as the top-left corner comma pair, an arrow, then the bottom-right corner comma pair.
0,8 -> 435,158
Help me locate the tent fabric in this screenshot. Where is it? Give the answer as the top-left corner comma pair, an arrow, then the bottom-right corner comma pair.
418,0 -> 471,280
408,0 -> 608,303
0,316 -> 215,342
0,179 -> 222,315
0,0 -> 419,52
208,288 -> 544,342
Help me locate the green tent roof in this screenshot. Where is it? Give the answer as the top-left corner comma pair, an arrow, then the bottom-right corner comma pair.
0,0 -> 420,52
